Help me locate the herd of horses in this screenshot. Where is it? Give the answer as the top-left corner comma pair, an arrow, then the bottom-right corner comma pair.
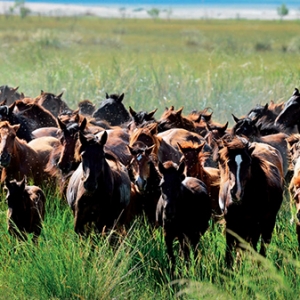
2,84 -> 300,269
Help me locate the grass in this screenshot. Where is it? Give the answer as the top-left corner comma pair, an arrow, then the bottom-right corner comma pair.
0,15 -> 300,299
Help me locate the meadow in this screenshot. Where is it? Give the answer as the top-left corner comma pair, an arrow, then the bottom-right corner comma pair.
0,15 -> 300,299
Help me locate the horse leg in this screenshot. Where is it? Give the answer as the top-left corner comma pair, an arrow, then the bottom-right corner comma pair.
225,229 -> 236,269
260,214 -> 277,257
164,229 -> 176,268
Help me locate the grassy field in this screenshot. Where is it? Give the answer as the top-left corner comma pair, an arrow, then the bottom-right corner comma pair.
0,15 -> 300,299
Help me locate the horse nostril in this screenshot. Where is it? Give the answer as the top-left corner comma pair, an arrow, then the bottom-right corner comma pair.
297,211 -> 300,221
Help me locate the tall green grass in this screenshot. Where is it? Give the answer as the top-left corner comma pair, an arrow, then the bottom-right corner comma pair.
0,16 -> 300,299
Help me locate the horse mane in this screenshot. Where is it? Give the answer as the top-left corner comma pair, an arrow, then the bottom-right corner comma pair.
252,154 -> 283,189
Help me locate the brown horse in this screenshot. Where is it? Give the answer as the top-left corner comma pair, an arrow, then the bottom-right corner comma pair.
0,121 -> 53,186
156,160 -> 211,267
66,131 -> 131,236
129,123 -> 182,164
289,156 -> 300,248
127,143 -> 161,225
5,176 -> 46,244
157,106 -> 197,133
218,136 -> 284,267
23,90 -> 72,118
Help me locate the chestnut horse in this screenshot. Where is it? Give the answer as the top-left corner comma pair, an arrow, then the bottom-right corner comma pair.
177,140 -> 221,219
0,121 -> 52,186
218,136 -> 284,267
129,123 -> 182,164
66,131 -> 131,236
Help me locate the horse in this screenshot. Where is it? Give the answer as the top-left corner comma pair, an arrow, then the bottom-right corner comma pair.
14,99 -> 58,129
73,99 -> 96,117
129,122 -> 182,164
0,121 -> 52,186
157,106 -> 197,133
0,101 -> 34,142
157,127 -> 215,167
127,143 -> 161,225
156,160 -> 211,267
275,88 -> 300,134
218,136 -> 284,268
66,131 -> 131,236
0,85 -> 21,105
231,114 -> 291,179
92,93 -> 131,126
5,176 -> 46,244
177,140 -> 222,219
288,156 -> 300,248
127,106 -> 157,133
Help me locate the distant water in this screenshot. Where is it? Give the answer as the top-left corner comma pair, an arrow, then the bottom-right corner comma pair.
9,0 -> 300,9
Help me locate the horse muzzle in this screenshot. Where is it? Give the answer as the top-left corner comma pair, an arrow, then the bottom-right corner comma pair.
135,176 -> 147,192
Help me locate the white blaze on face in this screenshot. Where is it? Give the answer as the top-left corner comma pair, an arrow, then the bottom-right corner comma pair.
235,154 -> 243,200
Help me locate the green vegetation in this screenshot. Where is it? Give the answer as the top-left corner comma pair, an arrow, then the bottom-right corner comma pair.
0,16 -> 300,299
277,3 -> 289,20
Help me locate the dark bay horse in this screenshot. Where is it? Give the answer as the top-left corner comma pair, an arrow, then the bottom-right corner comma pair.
275,88 -> 300,134
231,114 -> 291,179
92,93 -> 131,126
66,131 -> 131,236
156,160 -> 211,266
5,176 -> 46,244
218,136 -> 284,267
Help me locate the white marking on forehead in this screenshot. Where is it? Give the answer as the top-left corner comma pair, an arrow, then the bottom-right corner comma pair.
235,154 -> 242,200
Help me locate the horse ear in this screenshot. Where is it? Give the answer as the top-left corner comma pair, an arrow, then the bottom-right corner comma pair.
232,114 -> 240,123
99,130 -> 108,145
194,113 -> 202,123
129,106 -> 136,117
145,145 -> 155,156
158,161 -> 165,175
57,91 -> 64,98
79,118 -> 87,131
221,121 -> 229,132
118,93 -> 125,102
293,88 -> 299,96
12,124 -> 20,133
175,107 -> 183,116
57,117 -> 66,130
12,86 -> 19,93
20,176 -> 26,189
40,90 -> 44,95
264,103 -> 269,111
105,93 -> 109,99
196,142 -> 206,153
147,108 -> 157,119
177,142 -> 184,153
8,101 -> 16,114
